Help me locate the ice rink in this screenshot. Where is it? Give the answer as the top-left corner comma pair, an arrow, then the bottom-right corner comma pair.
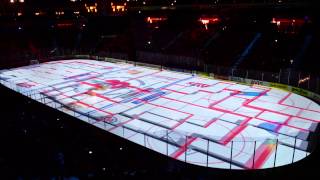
1,59 -> 319,169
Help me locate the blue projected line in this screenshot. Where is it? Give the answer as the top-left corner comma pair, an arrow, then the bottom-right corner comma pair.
132,91 -> 166,104
87,74 -> 195,114
258,122 -> 279,132
239,92 -> 268,97
0,76 -> 10,81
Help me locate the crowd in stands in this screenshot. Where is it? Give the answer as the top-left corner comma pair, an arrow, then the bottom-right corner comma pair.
0,9 -> 319,74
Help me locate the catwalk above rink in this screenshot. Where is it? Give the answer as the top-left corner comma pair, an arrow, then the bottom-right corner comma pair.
1,59 -> 319,169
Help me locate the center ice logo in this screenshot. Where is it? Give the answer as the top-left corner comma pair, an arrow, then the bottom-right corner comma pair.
105,80 -> 130,89
81,79 -> 131,91
188,82 -> 210,88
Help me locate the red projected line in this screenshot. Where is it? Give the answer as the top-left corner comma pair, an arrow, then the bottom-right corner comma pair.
137,100 -> 192,116
279,92 -> 292,104
219,110 -> 265,145
243,97 -> 311,133
171,114 -> 193,130
274,92 -> 320,114
203,113 -> 225,128
149,95 -> 253,144
278,101 -> 320,114
224,88 -> 241,93
132,97 -> 193,130
246,103 -> 318,123
220,124 -> 248,145
161,96 -> 251,119
209,90 -> 241,109
208,95 -> 232,109
255,117 -> 308,132
80,81 -> 102,89
51,89 -> 116,118
244,96 -> 312,132
250,98 -> 320,118
171,137 -> 197,159
198,89 -> 216,94
245,142 -> 276,169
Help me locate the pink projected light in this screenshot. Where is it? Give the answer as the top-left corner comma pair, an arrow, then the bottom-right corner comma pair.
0,59 -> 319,170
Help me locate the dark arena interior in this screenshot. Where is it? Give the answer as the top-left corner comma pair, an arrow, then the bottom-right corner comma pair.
0,0 -> 320,179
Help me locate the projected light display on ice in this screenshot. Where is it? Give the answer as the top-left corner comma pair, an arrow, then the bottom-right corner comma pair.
1,59 -> 319,169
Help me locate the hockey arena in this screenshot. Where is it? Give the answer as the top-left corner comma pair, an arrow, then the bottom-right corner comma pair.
1,59 -> 319,170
